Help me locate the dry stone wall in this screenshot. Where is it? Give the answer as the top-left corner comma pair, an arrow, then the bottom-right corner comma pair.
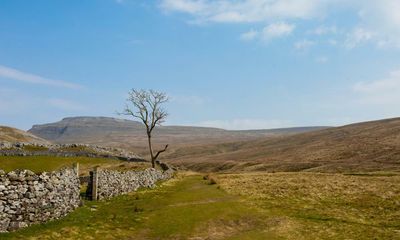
96,168 -> 174,200
0,160 -> 175,232
0,168 -> 80,232
0,142 -> 145,162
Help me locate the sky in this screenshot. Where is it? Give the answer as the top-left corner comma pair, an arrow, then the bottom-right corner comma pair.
0,0 -> 400,130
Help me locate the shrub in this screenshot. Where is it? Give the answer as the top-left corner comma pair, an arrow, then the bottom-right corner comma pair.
208,176 -> 217,185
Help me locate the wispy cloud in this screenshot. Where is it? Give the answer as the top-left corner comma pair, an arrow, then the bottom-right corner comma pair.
345,27 -> 375,49
356,0 -> 400,48
240,29 -> 259,41
0,65 -> 82,89
160,0 -> 323,24
294,39 -> 315,50
262,22 -> 295,40
315,56 -> 329,63
160,0 -> 400,49
160,0 -> 206,15
310,25 -> 338,35
196,118 -> 294,130
353,69 -> 400,105
240,22 -> 295,42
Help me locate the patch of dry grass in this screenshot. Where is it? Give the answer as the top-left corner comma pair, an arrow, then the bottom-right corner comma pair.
217,172 -> 400,239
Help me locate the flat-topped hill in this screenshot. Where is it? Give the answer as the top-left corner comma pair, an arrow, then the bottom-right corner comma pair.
28,116 -> 328,154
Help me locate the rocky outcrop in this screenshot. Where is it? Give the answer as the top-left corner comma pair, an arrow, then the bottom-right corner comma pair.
0,168 -> 80,232
28,117 -> 144,142
96,167 -> 174,200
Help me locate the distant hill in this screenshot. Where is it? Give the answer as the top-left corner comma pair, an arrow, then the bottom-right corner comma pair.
0,126 -> 50,144
164,117 -> 400,173
28,116 -> 328,154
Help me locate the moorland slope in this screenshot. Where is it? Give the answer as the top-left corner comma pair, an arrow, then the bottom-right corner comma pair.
165,118 -> 400,173
0,126 -> 50,144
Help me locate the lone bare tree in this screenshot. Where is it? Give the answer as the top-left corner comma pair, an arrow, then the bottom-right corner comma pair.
120,89 -> 169,168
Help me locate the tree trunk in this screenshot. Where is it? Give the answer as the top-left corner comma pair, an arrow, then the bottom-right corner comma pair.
147,133 -> 155,168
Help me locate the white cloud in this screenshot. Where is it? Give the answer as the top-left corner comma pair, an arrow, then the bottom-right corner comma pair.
239,22 -> 295,42
294,39 -> 315,50
353,69 -> 400,104
160,0 -> 325,23
345,27 -> 375,49
160,0 -> 400,49
240,29 -> 259,41
311,25 -> 338,35
160,0 -> 207,15
356,0 -> 400,48
0,65 -> 82,89
262,22 -> 295,40
315,56 -> 329,63
196,119 -> 294,130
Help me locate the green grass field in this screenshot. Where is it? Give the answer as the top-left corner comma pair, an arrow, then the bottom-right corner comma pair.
1,171 -> 399,239
0,173 -> 275,240
0,156 -> 148,175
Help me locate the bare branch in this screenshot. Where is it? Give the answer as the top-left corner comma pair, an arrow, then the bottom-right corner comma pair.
154,144 -> 169,161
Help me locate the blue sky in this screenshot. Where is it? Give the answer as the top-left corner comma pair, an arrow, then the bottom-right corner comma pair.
1,0 -> 400,130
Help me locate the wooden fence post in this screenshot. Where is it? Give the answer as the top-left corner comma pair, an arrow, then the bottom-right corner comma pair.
73,163 -> 79,177
92,167 -> 99,201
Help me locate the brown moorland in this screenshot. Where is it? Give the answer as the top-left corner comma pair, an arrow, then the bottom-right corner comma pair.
164,117 -> 400,173
0,126 -> 50,145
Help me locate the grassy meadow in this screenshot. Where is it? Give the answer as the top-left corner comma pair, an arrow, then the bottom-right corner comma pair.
0,174 -> 275,240
217,172 -> 400,239
1,172 -> 399,239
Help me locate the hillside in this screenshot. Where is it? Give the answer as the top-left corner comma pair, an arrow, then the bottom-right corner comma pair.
164,117 -> 400,173
28,116 -> 328,154
0,126 -> 50,144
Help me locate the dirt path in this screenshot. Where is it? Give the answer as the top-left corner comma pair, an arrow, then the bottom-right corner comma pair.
1,173 -> 276,240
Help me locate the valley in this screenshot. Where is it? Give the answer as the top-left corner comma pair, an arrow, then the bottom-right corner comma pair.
3,1 -> 400,238
1,116 -> 400,239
